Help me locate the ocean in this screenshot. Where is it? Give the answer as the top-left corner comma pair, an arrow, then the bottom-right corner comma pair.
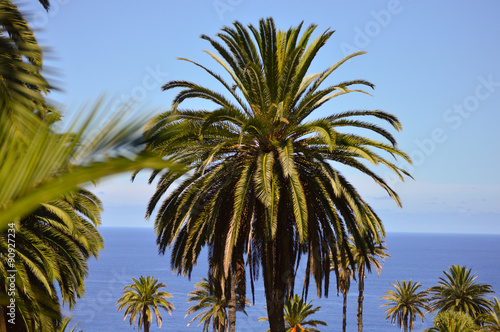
65,228 -> 500,331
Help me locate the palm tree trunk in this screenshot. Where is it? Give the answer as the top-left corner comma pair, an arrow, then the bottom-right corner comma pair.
262,239 -> 286,332
227,266 -> 237,332
143,309 -> 150,332
342,291 -> 348,332
0,306 -> 7,332
357,264 -> 365,332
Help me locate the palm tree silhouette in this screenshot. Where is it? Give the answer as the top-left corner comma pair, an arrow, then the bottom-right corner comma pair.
116,276 -> 174,332
381,279 -> 430,332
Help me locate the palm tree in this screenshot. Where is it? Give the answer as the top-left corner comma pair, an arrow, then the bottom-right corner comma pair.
483,296 -> 500,331
1,3 -> 178,330
354,238 -> 389,332
381,280 -> 430,332
331,244 -> 355,332
0,188 -> 104,331
186,278 -> 228,331
429,265 -> 493,319
116,276 -> 174,332
423,311 -> 480,332
331,236 -> 389,332
144,18 -> 411,332
259,294 -> 327,332
186,277 -> 248,331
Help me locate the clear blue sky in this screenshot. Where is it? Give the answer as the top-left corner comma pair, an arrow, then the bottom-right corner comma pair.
25,0 -> 500,233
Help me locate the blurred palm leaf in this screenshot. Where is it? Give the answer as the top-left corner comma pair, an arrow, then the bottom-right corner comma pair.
0,99 -> 181,231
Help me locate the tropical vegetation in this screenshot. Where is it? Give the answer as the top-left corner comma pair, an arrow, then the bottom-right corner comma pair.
0,1 -> 174,331
2,0 -> 496,330
423,311 -> 480,332
142,17 -> 411,332
381,279 -> 430,332
56,316 -> 83,332
482,296 -> 500,331
186,277 -> 248,332
428,265 -> 493,320
116,276 -> 174,332
259,294 -> 327,332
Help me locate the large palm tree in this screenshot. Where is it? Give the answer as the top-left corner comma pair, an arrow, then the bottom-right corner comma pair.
0,188 -> 104,332
186,277 -> 248,332
116,276 -> 174,332
144,18 -> 411,332
483,296 -> 500,331
429,265 -> 493,319
259,294 -> 327,332
381,280 -> 430,332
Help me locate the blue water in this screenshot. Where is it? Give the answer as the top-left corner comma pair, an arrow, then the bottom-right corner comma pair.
65,228 -> 500,331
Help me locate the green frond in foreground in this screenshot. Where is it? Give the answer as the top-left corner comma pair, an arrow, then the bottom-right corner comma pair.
428,265 -> 493,319
116,276 -> 174,332
0,99 -> 179,231
381,280 -> 430,332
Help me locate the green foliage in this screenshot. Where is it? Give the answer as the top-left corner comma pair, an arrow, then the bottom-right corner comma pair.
429,265 -> 493,319
1,1 -> 179,330
481,296 -> 500,331
259,294 -> 327,332
0,188 -> 104,330
57,316 -> 83,332
381,280 -> 430,332
116,276 -> 174,331
332,237 -> 389,331
424,311 -> 480,332
186,277 -> 249,332
145,17 -> 411,331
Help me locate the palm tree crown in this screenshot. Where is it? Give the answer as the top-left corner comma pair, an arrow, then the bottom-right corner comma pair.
259,294 -> 327,332
428,265 -> 493,319
381,279 -> 430,332
116,276 -> 174,332
144,17 -> 411,331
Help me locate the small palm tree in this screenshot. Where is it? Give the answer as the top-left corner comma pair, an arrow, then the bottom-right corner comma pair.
116,276 -> 174,332
331,245 -> 355,332
483,296 -> 500,331
186,277 -> 248,332
381,280 -> 430,332
259,294 -> 327,332
423,311 -> 479,332
429,265 -> 493,319
332,237 -> 389,332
